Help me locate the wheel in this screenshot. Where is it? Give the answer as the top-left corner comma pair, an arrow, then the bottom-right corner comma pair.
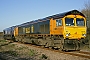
41,45 -> 45,48
49,47 -> 52,49
59,48 -> 62,51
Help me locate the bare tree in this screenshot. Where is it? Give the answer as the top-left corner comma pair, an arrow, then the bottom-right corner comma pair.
81,0 -> 90,28
81,0 -> 90,48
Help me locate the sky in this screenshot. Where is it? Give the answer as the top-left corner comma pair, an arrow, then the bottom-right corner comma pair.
0,0 -> 88,32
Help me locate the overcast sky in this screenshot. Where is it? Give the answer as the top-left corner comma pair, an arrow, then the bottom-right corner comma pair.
0,0 -> 88,32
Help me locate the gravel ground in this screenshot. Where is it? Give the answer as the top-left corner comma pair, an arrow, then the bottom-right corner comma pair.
0,40 -> 90,60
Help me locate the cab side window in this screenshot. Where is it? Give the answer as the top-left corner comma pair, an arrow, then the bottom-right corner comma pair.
56,19 -> 62,26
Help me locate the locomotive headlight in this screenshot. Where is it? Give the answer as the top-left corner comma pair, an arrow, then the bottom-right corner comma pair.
66,33 -> 70,37
66,34 -> 69,37
82,34 -> 86,37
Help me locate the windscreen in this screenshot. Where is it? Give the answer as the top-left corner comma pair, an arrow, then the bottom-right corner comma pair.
65,18 -> 74,26
76,18 -> 85,26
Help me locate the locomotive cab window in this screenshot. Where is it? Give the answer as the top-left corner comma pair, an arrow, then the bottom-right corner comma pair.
56,19 -> 62,26
76,18 -> 85,26
65,18 -> 74,26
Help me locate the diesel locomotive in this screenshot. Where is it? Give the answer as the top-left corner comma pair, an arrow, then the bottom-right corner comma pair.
3,10 -> 87,51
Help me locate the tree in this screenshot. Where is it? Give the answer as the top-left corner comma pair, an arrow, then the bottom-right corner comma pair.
81,0 -> 90,48
81,0 -> 90,29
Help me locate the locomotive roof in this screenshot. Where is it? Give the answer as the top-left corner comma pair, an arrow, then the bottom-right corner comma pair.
3,26 -> 16,31
45,10 -> 85,19
17,10 -> 85,27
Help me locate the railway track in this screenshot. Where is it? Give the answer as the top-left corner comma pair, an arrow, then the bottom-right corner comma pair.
7,40 -> 90,59
63,51 -> 90,59
49,49 -> 90,59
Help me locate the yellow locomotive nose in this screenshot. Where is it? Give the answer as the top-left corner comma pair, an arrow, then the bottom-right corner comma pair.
64,27 -> 86,39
